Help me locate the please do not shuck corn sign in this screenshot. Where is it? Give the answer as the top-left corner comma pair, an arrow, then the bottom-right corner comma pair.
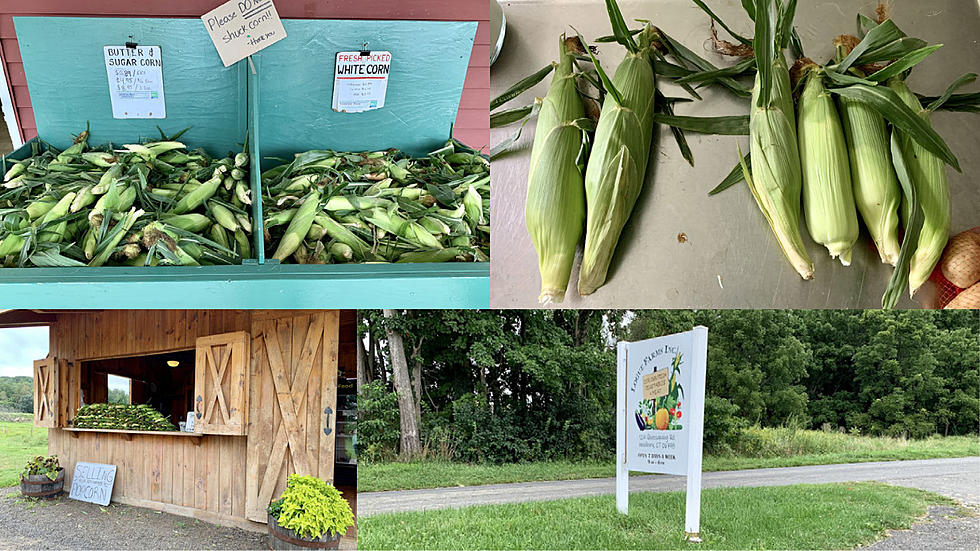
617,326 -> 707,542
201,0 -> 287,67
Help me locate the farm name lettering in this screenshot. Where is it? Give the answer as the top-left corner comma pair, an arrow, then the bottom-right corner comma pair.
630,345 -> 679,392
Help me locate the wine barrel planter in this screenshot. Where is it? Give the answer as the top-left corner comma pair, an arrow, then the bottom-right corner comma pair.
19,468 -> 65,499
267,513 -> 342,550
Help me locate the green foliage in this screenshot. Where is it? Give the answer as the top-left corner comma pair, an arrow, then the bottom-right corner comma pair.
72,403 -> 175,431
21,454 -> 60,481
360,309 -> 979,464
107,388 -> 130,405
268,474 -> 354,540
354,381 -> 401,463
0,376 -> 34,413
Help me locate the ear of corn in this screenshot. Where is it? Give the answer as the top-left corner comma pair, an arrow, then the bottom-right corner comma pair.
525,36 -> 588,303
888,76 -> 952,296
837,93 -> 902,265
578,25 -> 658,296
273,190 -> 321,261
798,69 -> 859,265
746,54 -> 814,279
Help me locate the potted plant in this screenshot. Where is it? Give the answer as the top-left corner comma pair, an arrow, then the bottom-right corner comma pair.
19,455 -> 65,499
267,474 -> 355,550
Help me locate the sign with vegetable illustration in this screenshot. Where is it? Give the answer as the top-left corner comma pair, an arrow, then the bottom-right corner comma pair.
617,326 -> 707,541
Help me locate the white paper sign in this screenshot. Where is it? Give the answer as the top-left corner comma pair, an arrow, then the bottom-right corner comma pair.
201,0 -> 287,67
69,462 -> 117,506
617,326 -> 707,539
332,51 -> 392,113
104,46 -> 165,119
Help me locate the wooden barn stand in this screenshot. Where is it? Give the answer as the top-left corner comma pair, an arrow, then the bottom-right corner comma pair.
3,309 -> 357,532
0,15 -> 487,309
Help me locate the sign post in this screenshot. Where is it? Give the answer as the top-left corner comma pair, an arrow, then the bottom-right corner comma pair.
616,326 -> 708,542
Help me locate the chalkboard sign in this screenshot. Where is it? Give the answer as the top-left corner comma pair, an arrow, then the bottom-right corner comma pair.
69,462 -> 116,506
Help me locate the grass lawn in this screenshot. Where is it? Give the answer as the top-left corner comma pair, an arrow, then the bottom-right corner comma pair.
358,482 -> 953,550
0,421 -> 49,487
358,430 -> 979,492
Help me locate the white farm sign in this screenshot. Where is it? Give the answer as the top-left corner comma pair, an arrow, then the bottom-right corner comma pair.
617,326 -> 707,540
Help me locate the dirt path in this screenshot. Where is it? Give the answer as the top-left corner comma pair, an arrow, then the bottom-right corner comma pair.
0,486 -> 357,550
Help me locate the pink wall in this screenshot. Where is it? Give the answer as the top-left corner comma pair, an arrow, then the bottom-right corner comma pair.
0,0 -> 489,150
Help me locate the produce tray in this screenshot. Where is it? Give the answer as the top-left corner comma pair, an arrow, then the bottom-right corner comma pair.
1,16 -> 488,308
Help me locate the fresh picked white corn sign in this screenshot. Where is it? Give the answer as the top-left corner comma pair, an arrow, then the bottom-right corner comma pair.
201,0 -> 287,67
332,51 -> 392,113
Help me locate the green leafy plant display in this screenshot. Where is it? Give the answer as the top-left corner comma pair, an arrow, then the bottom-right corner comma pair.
21,454 -> 61,481
635,353 -> 685,431
268,474 -> 355,540
72,403 -> 176,431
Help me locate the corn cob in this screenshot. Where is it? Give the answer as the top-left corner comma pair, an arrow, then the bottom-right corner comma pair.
273,190 -> 321,261
745,53 -> 814,279
888,76 -> 952,296
578,25 -> 658,296
525,36 -> 587,303
797,67 -> 859,265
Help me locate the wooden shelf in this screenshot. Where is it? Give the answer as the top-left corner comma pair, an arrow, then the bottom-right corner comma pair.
64,427 -> 204,444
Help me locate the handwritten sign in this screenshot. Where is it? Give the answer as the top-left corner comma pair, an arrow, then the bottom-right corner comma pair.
103,46 -> 165,119
332,51 -> 392,113
201,0 -> 287,67
642,370 -> 669,400
69,462 -> 116,506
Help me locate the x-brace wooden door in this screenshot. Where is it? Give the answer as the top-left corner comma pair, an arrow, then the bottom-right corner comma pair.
33,357 -> 58,428
245,311 -> 339,522
194,331 -> 250,435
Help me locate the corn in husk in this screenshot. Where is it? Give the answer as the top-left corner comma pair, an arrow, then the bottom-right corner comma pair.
525,36 -> 587,303
837,93 -> 902,265
0,129 -> 253,268
72,403 -> 176,431
745,54 -> 814,280
261,140 -> 489,264
797,67 -> 859,265
578,25 -> 658,296
888,76 -> 952,296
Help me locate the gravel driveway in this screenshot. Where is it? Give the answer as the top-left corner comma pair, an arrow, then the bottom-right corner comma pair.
0,487 -> 355,550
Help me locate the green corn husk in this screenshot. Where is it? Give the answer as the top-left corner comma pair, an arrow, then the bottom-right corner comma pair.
525,36 -> 587,303
26,199 -> 56,220
209,222 -> 231,250
37,192 -> 76,243
797,68 -> 859,265
745,54 -> 814,280
888,77 -> 952,295
170,175 -> 221,214
160,213 -> 211,233
838,94 -> 902,265
578,25 -> 658,296
209,200 -> 239,231
273,190 -> 321,261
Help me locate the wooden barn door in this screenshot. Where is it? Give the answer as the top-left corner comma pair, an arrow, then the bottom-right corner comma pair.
245,311 -> 339,522
194,331 -> 250,435
33,357 -> 59,428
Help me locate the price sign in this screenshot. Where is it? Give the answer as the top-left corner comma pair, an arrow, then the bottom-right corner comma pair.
103,46 -> 166,119
201,0 -> 287,67
332,51 -> 392,113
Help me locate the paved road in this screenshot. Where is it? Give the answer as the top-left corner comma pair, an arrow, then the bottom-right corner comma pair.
359,456 -> 980,517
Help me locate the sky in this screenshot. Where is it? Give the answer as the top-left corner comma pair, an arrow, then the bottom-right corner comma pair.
0,326 -> 49,377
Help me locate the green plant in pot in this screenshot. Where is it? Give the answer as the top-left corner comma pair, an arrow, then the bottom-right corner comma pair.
267,474 -> 354,549
19,455 -> 65,499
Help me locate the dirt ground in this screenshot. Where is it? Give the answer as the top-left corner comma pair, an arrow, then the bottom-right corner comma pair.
0,487 -> 356,550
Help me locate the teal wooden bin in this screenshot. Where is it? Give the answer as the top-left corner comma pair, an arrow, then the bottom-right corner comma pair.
0,16 -> 487,308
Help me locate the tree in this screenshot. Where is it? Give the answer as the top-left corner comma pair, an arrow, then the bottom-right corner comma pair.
382,309 -> 421,458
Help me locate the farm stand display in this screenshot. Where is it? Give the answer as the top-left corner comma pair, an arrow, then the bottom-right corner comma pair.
2,309 -> 357,532
0,13 -> 488,308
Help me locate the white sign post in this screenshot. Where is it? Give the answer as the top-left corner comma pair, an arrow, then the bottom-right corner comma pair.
617,326 -> 708,542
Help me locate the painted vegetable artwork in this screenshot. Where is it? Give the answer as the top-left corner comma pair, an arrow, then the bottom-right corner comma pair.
635,352 -> 684,431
